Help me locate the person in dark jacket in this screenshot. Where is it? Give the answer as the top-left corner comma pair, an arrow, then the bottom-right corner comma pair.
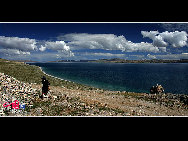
40,76 -> 50,99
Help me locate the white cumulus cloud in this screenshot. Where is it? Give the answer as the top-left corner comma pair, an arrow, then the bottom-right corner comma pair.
141,31 -> 168,47
42,41 -> 74,56
160,31 -> 187,47
0,36 -> 37,51
0,36 -> 37,58
0,36 -> 75,60
44,41 -> 69,51
141,31 -> 188,48
58,33 -> 163,53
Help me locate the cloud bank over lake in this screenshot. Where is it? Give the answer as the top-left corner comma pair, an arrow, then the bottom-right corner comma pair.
1,23 -> 188,61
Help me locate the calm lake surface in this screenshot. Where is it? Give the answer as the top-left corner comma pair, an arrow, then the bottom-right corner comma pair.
27,62 -> 188,94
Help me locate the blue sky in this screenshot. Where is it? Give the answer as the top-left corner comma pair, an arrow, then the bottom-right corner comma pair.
0,23 -> 162,41
0,23 -> 188,61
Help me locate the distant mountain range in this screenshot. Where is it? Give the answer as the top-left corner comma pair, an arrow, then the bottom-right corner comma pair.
92,58 -> 188,63
49,58 -> 188,63
2,58 -> 188,63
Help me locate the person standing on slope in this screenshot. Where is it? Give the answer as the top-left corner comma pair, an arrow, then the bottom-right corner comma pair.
40,76 -> 50,99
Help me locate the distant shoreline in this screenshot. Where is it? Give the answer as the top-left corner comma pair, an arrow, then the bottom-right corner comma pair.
13,58 -> 188,64
38,66 -> 74,84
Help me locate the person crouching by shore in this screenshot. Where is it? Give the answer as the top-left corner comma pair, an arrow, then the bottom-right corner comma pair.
40,76 -> 50,99
150,84 -> 164,94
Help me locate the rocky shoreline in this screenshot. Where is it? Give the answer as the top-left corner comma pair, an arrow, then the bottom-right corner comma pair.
0,71 -> 188,116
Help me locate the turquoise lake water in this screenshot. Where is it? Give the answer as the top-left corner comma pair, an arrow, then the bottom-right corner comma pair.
27,62 -> 188,94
